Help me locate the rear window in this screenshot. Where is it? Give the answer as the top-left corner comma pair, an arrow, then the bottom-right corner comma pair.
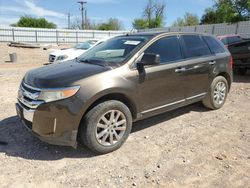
203,36 -> 226,54
181,35 -> 211,58
221,36 -> 242,45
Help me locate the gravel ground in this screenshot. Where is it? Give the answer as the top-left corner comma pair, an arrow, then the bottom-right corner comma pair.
0,43 -> 250,188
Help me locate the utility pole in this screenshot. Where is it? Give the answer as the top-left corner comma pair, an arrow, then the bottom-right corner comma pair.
77,1 -> 87,30
68,13 -> 71,29
85,8 -> 87,29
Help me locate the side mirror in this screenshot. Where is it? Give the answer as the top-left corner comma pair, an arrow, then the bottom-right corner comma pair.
136,53 -> 160,73
141,53 -> 160,66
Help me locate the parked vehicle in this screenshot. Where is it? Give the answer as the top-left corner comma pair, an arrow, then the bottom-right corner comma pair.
16,32 -> 232,154
48,39 -> 105,63
218,35 -> 250,75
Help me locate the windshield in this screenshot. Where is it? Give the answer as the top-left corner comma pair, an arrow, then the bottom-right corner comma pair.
74,40 -> 98,50
78,36 -> 150,66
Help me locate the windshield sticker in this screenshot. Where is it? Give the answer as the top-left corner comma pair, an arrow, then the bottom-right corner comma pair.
124,41 -> 141,45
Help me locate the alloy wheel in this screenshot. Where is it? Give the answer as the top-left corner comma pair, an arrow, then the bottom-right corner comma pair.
96,110 -> 127,146
214,81 -> 227,105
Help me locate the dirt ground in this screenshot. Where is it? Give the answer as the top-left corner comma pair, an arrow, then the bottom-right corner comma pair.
0,43 -> 249,188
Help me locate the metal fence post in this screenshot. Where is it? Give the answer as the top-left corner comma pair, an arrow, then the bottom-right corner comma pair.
235,22 -> 239,34
92,31 -> 95,38
76,31 -> 78,43
35,30 -> 38,43
212,25 -> 215,35
56,30 -> 59,44
12,28 -> 15,41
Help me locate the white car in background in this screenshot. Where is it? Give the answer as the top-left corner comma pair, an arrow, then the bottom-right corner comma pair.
48,39 -> 106,63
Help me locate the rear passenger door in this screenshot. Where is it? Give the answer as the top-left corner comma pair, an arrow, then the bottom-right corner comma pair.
178,35 -> 214,99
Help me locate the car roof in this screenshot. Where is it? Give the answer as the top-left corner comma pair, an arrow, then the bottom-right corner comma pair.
217,34 -> 241,39
125,31 -> 214,38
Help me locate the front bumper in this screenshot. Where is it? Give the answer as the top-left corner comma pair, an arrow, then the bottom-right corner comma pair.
16,96 -> 83,148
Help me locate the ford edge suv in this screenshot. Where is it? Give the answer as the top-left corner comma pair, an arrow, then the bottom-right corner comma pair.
16,32 -> 233,154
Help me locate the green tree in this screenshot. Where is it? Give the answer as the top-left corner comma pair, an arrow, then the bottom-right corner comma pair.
200,8 -> 218,24
172,12 -> 199,26
133,0 -> 166,29
132,19 -> 149,30
11,16 -> 57,28
201,0 -> 250,24
98,18 -> 123,31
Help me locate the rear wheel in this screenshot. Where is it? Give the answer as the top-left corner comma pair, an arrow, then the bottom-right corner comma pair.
202,76 -> 228,110
79,100 -> 132,154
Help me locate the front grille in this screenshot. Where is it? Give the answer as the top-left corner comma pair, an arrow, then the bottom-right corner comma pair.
49,55 -> 56,62
18,82 -> 44,110
21,82 -> 40,94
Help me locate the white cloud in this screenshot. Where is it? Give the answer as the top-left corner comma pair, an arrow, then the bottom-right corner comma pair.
0,0 -> 65,18
24,0 -> 65,17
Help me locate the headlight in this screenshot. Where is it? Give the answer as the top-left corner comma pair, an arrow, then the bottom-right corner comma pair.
57,55 -> 68,61
37,86 -> 80,102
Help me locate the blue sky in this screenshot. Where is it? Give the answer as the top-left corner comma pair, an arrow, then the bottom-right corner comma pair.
0,0 -> 214,29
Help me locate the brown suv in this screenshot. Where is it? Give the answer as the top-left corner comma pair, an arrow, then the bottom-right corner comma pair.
16,32 -> 233,154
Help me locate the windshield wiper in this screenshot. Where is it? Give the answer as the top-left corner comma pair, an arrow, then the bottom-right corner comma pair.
77,58 -> 107,67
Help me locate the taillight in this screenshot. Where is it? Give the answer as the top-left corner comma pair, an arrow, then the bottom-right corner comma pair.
230,57 -> 234,69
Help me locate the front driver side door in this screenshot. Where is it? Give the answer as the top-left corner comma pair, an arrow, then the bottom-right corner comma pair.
136,35 -> 187,115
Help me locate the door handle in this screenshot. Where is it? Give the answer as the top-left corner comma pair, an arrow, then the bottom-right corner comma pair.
209,60 -> 216,65
175,67 -> 186,73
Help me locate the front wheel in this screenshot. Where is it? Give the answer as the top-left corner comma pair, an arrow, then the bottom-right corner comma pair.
79,100 -> 132,154
202,76 -> 229,110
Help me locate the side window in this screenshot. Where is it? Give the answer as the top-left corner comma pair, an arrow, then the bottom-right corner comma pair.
221,38 -> 228,45
227,36 -> 242,45
144,36 -> 183,64
203,36 -> 226,54
181,35 -> 211,58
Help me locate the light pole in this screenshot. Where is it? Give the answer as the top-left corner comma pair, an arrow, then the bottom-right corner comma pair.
68,13 -> 71,29
77,1 -> 87,30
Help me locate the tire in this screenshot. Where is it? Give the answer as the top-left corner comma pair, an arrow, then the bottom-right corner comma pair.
79,100 -> 132,154
234,68 -> 247,75
202,76 -> 229,110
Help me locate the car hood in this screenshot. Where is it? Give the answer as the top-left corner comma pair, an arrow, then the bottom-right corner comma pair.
24,60 -> 111,88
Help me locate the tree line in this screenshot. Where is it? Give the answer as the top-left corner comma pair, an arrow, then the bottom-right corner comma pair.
10,0 -> 250,30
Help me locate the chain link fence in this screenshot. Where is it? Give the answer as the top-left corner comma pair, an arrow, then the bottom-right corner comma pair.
140,21 -> 250,39
0,27 -> 128,44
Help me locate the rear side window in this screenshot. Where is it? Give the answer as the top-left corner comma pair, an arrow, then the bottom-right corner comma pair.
227,36 -> 242,45
144,36 -> 183,64
203,36 -> 226,54
221,36 -> 242,45
181,35 -> 211,58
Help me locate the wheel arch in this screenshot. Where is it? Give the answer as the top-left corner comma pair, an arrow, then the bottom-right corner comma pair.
77,90 -> 138,128
217,72 -> 232,91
